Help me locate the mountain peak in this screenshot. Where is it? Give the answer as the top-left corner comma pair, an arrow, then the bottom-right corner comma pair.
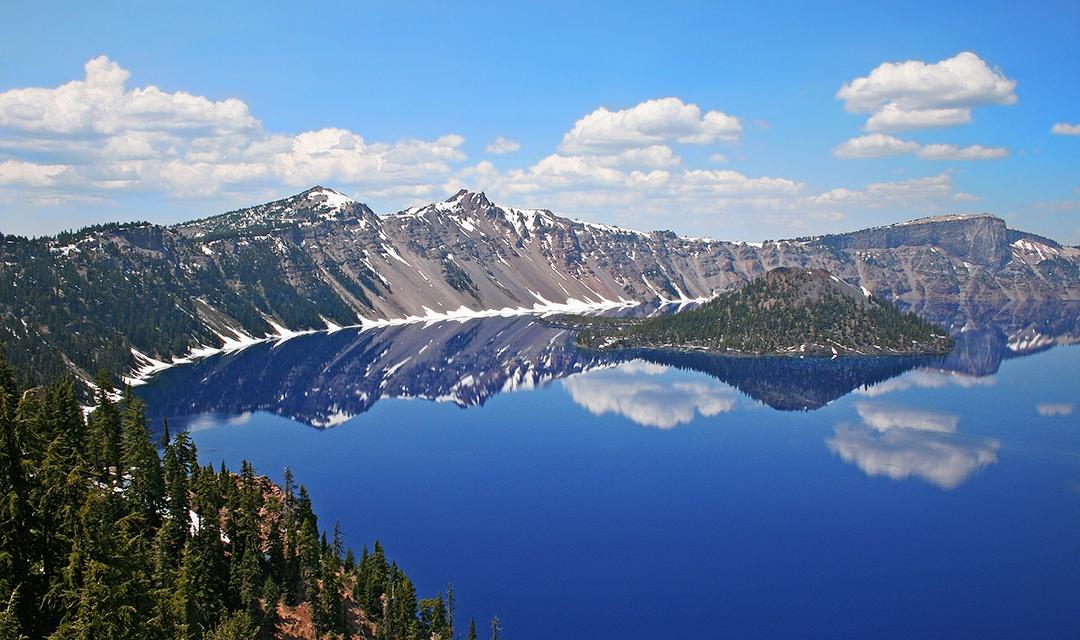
300,185 -> 354,209
445,188 -> 492,210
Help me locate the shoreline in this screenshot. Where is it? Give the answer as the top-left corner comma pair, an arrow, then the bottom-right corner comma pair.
125,295 -> 711,386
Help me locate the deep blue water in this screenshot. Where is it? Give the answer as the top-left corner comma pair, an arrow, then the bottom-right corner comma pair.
139,311 -> 1080,639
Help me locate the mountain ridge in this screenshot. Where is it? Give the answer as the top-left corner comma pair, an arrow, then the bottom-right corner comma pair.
2,186 -> 1079,387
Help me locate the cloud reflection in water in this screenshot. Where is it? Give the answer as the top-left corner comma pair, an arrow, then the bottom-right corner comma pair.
827,402 -> 999,490
562,361 -> 739,429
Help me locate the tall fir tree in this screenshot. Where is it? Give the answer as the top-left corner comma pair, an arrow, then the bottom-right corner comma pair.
119,394 -> 164,525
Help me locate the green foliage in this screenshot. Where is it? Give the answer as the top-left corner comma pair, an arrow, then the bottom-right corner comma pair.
571,268 -> 953,356
0,222 -> 363,396
0,352 -> 468,640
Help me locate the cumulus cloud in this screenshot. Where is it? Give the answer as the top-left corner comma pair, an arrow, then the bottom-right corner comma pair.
834,134 -> 920,158
0,56 -> 258,135
562,361 -> 738,429
834,134 -> 1007,160
1051,123 -> 1080,135
837,52 -> 1017,132
0,160 -> 72,186
809,172 -> 955,208
485,136 -> 521,154
457,149 -> 806,233
0,56 -> 465,201
560,97 -> 741,153
0,57 -> 982,239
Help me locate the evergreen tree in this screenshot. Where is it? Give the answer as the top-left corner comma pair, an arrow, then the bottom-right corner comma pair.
0,356 -> 470,640
158,431 -> 195,579
119,394 -> 163,525
86,373 -> 121,481
204,610 -> 258,640
260,576 -> 281,635
48,491 -> 157,640
34,381 -> 91,634
0,588 -> 26,640
465,618 -> 478,640
313,552 -> 347,638
172,468 -> 229,637
0,362 -> 33,635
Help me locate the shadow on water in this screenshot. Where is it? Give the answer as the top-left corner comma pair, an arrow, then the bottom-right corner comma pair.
138,299 -> 1080,427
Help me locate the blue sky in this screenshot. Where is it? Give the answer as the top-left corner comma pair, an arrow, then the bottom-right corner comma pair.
2,0 -> 1079,241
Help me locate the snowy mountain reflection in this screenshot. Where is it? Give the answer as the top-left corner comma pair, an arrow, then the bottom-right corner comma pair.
138,301 -> 1080,429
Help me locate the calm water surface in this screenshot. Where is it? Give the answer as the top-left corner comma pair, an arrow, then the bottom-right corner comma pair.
139,309 -> 1080,639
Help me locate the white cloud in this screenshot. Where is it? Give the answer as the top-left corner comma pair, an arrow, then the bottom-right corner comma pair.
834,134 -> 920,158
834,134 -> 1007,160
837,52 -> 1017,132
0,57 -> 987,239
0,56 -> 466,201
708,153 -> 728,163
485,136 -> 521,154
560,97 -> 741,153
916,143 -> 1008,160
0,56 -> 258,135
1051,123 -> 1080,136
0,160 -> 71,186
1036,403 -> 1074,417
865,105 -> 972,132
809,172 -> 955,207
562,361 -> 738,429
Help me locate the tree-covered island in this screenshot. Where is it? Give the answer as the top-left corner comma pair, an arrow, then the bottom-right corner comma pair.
556,268 -> 954,357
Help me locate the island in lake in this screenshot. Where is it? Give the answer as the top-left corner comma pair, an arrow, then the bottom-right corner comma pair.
561,267 -> 954,356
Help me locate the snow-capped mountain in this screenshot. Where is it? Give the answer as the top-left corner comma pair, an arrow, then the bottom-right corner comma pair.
2,185 -> 1079,386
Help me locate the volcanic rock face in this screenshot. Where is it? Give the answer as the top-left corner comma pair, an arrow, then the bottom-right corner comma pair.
178,188 -> 1080,320
3,185 -> 1079,380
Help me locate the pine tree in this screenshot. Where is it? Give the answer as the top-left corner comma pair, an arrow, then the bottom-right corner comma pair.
159,431 -> 194,578
34,381 -> 91,634
48,491 -> 157,640
172,468 -> 229,637
204,610 -> 258,640
313,552 -> 347,637
86,372 -> 121,481
260,576 -> 282,635
0,368 -> 33,635
120,394 -> 163,525
233,544 -> 263,620
0,587 -> 25,640
465,619 -> 478,640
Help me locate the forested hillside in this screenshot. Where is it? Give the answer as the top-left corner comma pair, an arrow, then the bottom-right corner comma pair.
568,268 -> 954,356
0,352 -> 478,640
